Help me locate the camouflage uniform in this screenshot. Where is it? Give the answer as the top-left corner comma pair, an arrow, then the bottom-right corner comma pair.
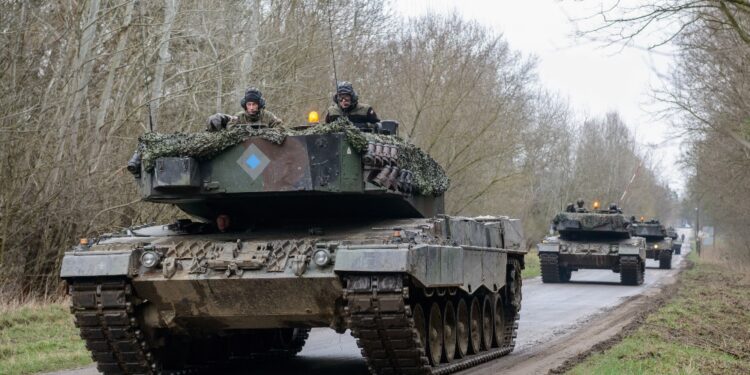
228,109 -> 283,128
325,81 -> 380,124
324,103 -> 379,124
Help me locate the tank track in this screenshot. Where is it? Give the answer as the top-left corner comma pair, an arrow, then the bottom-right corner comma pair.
540,253 -> 570,283
659,250 -> 672,269
69,278 -> 156,375
619,256 -> 644,285
344,275 -> 519,375
70,279 -> 310,374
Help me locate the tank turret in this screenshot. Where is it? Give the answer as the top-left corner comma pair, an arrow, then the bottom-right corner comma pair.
130,120 -> 447,225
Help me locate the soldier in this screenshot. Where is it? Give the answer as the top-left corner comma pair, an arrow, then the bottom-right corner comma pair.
325,81 -> 380,124
207,87 -> 283,131
565,202 -> 576,212
575,198 -> 586,213
216,214 -> 231,233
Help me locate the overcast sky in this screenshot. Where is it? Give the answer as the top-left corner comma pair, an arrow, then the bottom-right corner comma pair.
395,0 -> 685,195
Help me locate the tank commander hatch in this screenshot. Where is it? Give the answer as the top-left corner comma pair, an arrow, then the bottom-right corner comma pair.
325,81 -> 380,125
206,87 -> 283,131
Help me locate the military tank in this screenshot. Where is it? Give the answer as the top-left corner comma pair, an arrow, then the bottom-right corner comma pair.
666,226 -> 682,255
537,201 -> 646,285
631,219 -> 673,269
60,119 -> 527,374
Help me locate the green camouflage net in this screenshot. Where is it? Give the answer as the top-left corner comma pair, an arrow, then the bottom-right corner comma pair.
136,118 -> 450,196
553,212 -> 630,232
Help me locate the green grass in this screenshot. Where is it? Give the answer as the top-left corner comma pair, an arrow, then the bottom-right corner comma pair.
523,249 -> 540,279
566,252 -> 750,375
0,303 -> 91,375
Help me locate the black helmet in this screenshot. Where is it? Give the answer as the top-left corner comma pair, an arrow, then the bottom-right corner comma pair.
240,87 -> 266,109
333,81 -> 358,108
576,198 -> 584,208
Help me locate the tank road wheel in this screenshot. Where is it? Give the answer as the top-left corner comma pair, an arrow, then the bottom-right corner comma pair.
540,253 -> 569,283
455,299 -> 470,358
412,303 -> 427,348
443,301 -> 457,362
620,256 -> 644,286
659,251 -> 673,269
492,296 -> 506,348
468,297 -> 482,354
428,302 -> 444,365
481,295 -> 493,350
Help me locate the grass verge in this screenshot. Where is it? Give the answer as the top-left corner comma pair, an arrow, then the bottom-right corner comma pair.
565,252 -> 750,375
523,249 -> 540,279
0,302 -> 91,375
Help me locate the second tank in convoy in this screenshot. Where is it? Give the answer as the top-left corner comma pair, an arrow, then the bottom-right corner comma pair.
537,200 -> 647,285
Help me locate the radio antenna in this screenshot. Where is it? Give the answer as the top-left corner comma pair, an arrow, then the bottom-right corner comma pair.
139,0 -> 154,132
327,1 -> 339,92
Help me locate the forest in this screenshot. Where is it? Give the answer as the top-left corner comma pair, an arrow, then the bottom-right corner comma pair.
7,0 -> 732,299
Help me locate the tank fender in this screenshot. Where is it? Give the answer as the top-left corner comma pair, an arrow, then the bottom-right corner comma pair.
537,242 -> 560,253
334,244 -> 507,293
335,244 -> 463,287
60,250 -> 138,278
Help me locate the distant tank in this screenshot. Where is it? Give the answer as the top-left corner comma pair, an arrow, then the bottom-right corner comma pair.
631,219 -> 673,269
666,226 -> 682,255
60,119 -> 527,374
537,201 -> 646,285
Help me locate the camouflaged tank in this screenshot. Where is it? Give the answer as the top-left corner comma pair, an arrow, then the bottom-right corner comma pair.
60,120 -> 527,375
631,219 -> 674,269
537,203 -> 646,285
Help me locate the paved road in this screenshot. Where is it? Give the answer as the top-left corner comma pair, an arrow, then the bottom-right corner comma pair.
47,231 -> 690,375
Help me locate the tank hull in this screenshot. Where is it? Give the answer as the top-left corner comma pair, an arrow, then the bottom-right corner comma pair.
62,215 -> 527,374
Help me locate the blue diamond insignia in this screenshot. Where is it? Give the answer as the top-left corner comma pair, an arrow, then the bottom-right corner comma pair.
236,143 -> 270,180
246,154 -> 261,169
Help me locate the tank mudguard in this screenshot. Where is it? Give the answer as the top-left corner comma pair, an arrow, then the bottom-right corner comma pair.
60,251 -> 138,278
334,244 -> 506,293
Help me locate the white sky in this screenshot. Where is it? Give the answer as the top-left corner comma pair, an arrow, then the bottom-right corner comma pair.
395,1 -> 685,195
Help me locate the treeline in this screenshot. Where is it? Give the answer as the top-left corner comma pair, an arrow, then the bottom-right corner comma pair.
588,1 -> 750,263
0,0 -> 675,298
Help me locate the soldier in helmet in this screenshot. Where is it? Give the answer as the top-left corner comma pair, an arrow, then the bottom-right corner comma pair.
575,198 -> 586,213
206,87 -> 283,131
325,81 -> 380,125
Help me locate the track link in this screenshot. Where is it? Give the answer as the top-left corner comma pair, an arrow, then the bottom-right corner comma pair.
69,278 -> 155,375
619,256 -> 644,285
540,253 -> 570,283
344,275 -> 519,375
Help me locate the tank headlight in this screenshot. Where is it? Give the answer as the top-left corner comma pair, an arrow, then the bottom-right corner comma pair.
654,244 -> 659,249
140,251 -> 161,268
313,249 -> 331,266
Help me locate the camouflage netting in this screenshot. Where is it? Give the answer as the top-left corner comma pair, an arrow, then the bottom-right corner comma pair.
553,212 -> 630,231
136,118 -> 450,196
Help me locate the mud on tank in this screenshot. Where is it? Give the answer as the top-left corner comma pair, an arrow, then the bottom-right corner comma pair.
61,120 -> 528,375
